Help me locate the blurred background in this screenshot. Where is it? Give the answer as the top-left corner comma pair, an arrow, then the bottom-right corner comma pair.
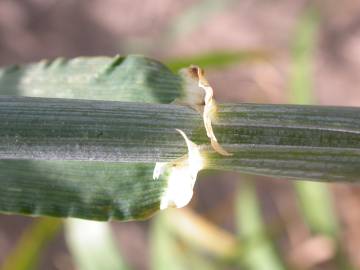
1,0 -> 360,269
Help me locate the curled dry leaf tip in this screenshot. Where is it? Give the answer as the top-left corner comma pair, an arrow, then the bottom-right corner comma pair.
177,65 -> 232,156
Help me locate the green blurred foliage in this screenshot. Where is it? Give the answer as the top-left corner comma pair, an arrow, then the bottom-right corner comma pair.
236,180 -> 287,270
66,219 -> 130,270
290,6 -> 354,269
1,218 -> 62,270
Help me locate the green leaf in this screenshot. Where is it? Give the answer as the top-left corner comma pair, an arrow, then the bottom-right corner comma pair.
290,8 -> 354,269
65,219 -> 130,270
290,8 -> 318,105
294,182 -> 338,235
236,180 -> 286,270
0,97 -> 200,162
0,97 -> 359,219
0,160 -> 166,220
0,97 -> 360,180
166,0 -> 237,40
165,50 -> 268,72
150,211 -> 218,270
0,55 -> 180,221
0,55 -> 359,221
152,209 -> 238,260
1,217 -> 62,270
290,6 -> 339,236
0,55 -> 182,103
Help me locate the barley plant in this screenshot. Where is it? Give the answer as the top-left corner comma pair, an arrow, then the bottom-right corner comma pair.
1,2 -> 360,270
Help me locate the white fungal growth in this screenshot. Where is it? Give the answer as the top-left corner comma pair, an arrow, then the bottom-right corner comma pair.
153,129 -> 204,210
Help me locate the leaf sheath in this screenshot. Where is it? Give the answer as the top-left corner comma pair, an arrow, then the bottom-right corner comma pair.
0,96 -> 359,182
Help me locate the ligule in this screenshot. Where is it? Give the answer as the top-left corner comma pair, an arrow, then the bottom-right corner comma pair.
177,65 -> 232,156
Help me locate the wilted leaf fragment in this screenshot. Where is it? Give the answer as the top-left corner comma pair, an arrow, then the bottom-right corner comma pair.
153,129 -> 204,210
177,66 -> 232,156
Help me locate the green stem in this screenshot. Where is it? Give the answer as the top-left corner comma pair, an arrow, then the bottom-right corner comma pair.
1,96 -> 360,182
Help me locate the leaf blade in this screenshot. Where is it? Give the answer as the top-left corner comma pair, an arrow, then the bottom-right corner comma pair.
0,160 -> 166,220
0,55 -> 182,103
